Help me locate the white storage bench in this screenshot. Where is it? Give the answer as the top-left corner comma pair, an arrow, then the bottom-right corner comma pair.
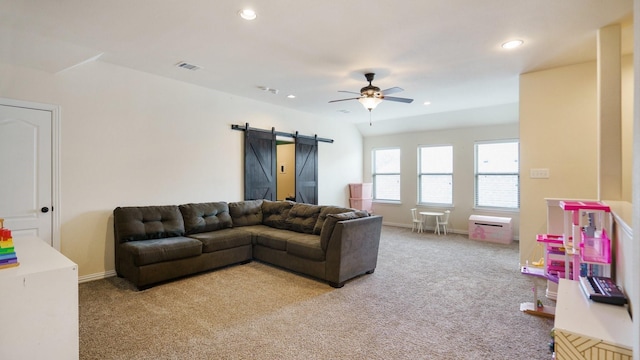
468,215 -> 513,244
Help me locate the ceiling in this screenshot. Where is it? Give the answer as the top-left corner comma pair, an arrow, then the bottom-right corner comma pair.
0,1 -> 634,136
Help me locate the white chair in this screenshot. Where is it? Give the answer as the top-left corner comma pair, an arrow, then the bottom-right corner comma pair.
410,208 -> 423,233
435,210 -> 451,235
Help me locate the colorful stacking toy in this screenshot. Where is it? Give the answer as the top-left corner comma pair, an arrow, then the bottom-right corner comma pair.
0,218 -> 19,269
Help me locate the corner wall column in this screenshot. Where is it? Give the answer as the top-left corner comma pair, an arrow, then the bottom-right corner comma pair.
631,1 -> 640,358
597,24 -> 622,200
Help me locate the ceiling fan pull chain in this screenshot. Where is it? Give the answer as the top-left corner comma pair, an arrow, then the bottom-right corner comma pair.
369,110 -> 372,126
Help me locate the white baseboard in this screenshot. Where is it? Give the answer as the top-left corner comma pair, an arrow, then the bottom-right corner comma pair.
79,270 -> 117,284
382,221 -> 462,234
381,222 -> 519,241
382,221 -> 464,235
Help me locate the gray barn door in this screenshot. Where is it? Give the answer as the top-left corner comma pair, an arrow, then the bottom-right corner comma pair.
295,136 -> 318,204
244,129 -> 276,200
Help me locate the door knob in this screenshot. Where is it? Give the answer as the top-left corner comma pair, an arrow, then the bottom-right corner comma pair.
41,207 -> 49,213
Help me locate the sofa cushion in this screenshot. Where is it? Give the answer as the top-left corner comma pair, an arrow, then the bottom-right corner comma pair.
286,233 -> 324,261
285,203 -> 322,234
313,206 -> 354,235
179,202 -> 233,235
114,206 -> 185,243
262,200 -> 294,230
320,211 -> 370,251
228,200 -> 263,226
120,237 -> 202,266
252,227 -> 300,251
187,228 -> 252,253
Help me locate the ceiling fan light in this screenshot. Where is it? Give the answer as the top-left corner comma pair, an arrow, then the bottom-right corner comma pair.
358,97 -> 383,111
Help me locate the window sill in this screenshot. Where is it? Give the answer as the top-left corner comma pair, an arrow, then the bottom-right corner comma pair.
472,207 -> 520,213
418,203 -> 454,209
372,200 -> 402,205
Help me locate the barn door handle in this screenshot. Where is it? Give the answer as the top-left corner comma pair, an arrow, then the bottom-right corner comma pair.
41,207 -> 49,213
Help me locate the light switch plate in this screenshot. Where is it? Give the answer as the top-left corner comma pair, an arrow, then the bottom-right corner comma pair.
530,168 -> 550,179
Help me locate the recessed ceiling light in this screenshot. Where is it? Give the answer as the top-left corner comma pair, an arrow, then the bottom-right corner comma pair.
501,39 -> 524,49
238,9 -> 257,20
287,94 -> 296,99
423,101 -> 431,106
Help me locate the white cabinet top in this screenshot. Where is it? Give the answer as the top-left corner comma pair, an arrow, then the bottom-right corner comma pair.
0,236 -> 76,279
555,279 -> 632,348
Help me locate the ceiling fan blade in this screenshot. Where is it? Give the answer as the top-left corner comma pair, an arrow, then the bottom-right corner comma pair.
338,90 -> 362,95
381,87 -> 404,95
328,97 -> 361,103
383,96 -> 414,103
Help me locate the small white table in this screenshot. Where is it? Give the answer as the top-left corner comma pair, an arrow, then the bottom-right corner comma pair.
419,211 -> 444,234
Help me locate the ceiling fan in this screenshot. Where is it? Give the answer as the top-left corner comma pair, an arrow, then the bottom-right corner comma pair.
329,73 -> 414,112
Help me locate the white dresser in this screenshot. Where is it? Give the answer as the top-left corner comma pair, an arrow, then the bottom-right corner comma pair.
554,279 -> 632,359
0,237 -> 78,359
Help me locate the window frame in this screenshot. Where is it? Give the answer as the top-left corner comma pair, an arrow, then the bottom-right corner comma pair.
474,140 -> 520,210
371,147 -> 401,202
418,144 -> 453,206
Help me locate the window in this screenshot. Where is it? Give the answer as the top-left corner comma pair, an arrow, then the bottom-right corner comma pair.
372,148 -> 400,201
419,145 -> 453,205
475,141 -> 519,209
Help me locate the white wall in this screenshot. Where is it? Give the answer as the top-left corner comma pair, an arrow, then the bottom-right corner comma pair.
519,57 -> 633,266
363,123 -> 520,235
0,60 -> 364,278
519,61 -> 599,266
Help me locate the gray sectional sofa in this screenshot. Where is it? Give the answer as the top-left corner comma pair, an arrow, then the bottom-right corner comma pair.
113,200 -> 382,289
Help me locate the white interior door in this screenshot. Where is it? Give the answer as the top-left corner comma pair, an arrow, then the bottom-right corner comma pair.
0,104 -> 52,245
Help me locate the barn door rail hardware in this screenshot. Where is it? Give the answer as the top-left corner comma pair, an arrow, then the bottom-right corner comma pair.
231,123 -> 334,143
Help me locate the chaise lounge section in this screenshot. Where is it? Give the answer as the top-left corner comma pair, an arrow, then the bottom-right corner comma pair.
113,200 -> 382,289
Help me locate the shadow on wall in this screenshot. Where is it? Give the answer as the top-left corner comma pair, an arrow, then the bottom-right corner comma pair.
60,210 -> 115,280
105,214 -> 115,277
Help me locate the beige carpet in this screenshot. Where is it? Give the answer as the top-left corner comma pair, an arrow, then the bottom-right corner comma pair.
79,226 -> 554,359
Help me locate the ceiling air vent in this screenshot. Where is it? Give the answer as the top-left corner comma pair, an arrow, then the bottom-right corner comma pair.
175,62 -> 201,71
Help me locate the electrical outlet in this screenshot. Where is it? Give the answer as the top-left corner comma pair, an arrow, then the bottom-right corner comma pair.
530,168 -> 550,179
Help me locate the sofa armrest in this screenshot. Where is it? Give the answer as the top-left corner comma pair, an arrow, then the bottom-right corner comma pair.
324,215 -> 382,286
